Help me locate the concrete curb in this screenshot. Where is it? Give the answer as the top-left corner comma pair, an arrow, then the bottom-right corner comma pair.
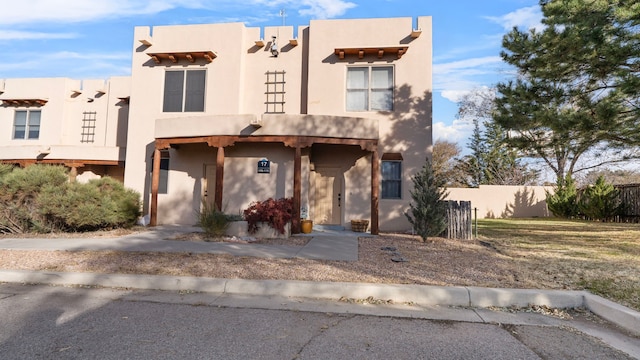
1,269 -> 638,336
584,292 -> 640,336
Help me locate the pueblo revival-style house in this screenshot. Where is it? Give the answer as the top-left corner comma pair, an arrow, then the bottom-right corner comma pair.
0,16 -> 433,234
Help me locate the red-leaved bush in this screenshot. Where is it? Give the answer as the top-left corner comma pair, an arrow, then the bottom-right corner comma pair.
243,197 -> 293,235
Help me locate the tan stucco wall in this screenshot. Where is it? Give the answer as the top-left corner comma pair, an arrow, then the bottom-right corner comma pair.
305,16 -> 433,231
155,143 -> 300,225
446,185 -> 553,219
124,17 -> 432,231
0,77 -> 130,163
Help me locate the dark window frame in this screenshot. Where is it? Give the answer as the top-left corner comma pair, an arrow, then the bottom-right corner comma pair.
151,151 -> 170,194
346,65 -> 394,112
381,160 -> 402,199
13,109 -> 41,140
163,69 -> 206,112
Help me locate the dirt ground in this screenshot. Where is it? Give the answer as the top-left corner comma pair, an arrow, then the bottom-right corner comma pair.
0,231 -> 553,288
0,229 -> 637,311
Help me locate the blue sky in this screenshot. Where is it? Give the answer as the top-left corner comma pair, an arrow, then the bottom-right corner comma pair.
0,0 -> 542,150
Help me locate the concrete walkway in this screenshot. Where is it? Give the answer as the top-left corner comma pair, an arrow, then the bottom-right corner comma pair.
0,226 -> 362,261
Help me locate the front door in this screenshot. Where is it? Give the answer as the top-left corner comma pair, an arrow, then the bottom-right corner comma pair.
314,167 -> 342,225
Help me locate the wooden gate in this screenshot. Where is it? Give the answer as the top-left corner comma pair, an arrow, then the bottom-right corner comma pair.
444,200 -> 472,240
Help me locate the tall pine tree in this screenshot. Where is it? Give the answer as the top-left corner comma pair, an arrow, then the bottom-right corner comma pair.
406,158 -> 448,242
494,0 -> 640,184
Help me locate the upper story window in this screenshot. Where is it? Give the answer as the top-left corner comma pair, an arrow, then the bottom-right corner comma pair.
13,110 -> 41,140
346,66 -> 393,112
163,69 -> 206,112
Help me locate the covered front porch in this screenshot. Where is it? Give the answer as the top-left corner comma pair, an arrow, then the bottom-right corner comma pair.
149,134 -> 380,234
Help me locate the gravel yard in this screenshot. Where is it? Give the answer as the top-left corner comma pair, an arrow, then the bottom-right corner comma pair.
0,232 -> 548,288
1,219 -> 639,312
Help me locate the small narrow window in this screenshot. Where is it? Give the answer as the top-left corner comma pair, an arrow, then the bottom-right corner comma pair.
381,158 -> 402,199
13,110 -> 41,140
151,151 -> 170,194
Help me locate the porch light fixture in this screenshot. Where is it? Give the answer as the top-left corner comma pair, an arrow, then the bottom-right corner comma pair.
270,36 -> 279,57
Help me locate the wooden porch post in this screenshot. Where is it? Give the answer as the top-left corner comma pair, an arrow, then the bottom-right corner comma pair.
69,166 -> 78,182
215,146 -> 225,211
371,148 -> 380,235
292,146 -> 302,234
150,147 -> 161,227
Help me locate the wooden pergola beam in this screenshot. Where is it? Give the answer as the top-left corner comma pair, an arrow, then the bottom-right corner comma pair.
292,146 -> 302,234
147,51 -> 217,64
334,46 -> 408,60
215,147 -> 225,211
371,148 -> 380,235
150,148 -> 161,227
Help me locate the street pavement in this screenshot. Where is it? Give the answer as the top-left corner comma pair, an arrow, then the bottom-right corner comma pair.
0,283 -> 637,359
0,226 -> 639,358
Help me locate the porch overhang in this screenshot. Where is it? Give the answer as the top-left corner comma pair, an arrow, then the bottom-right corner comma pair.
149,134 -> 380,235
154,114 -> 379,141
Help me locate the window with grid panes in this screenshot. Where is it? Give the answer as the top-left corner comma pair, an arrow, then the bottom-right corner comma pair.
346,66 -> 393,111
381,160 -> 402,199
13,110 -> 41,140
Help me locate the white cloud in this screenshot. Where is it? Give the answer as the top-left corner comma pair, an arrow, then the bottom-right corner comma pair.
0,51 -> 131,78
433,119 -> 474,144
440,90 -> 470,103
0,0 -> 206,25
298,0 -> 357,18
486,5 -> 543,32
0,0 -> 356,25
433,56 -> 504,98
0,30 -> 77,40
433,56 -> 503,75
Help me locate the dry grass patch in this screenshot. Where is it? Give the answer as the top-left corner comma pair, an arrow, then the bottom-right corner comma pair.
477,218 -> 640,310
0,219 -> 638,311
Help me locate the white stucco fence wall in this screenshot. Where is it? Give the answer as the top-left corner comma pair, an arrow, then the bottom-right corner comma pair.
445,185 -> 554,219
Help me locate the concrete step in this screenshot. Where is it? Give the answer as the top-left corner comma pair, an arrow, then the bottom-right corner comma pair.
312,224 -> 345,232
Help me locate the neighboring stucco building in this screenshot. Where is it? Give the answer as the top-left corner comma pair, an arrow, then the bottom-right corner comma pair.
0,77 -> 130,182
0,16 -> 432,234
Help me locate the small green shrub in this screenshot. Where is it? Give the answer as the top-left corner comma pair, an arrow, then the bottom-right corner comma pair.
243,198 -> 293,235
546,175 -> 579,218
578,176 -> 621,221
197,202 -> 230,237
405,158 -> 448,241
39,177 -> 141,232
0,165 -> 68,233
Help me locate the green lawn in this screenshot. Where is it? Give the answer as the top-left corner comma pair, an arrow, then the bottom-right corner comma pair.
477,218 -> 640,311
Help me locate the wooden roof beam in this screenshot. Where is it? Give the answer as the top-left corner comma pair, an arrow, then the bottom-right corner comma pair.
1,98 -> 48,107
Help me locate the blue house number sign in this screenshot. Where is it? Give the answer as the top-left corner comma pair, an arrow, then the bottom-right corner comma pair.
257,158 -> 270,174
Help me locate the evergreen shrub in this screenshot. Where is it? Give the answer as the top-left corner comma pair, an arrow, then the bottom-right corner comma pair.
578,176 -> 621,221
405,158 -> 448,241
546,175 -> 579,218
0,165 -> 68,233
39,176 -> 141,232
